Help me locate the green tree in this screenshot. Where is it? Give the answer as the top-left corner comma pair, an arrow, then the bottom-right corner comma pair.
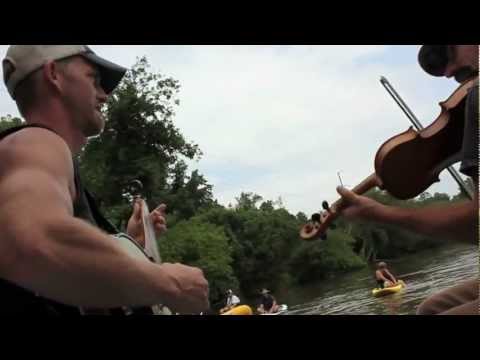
296,212 -> 308,223
289,230 -> 365,284
198,197 -> 305,296
235,192 -> 263,210
0,115 -> 23,132
259,200 -> 275,212
159,218 -> 238,306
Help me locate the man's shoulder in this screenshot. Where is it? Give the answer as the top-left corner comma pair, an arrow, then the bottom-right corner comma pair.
2,125 -> 65,144
0,126 -> 74,184
0,126 -> 71,160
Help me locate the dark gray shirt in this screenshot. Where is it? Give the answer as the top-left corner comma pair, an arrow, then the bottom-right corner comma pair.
459,83 -> 479,179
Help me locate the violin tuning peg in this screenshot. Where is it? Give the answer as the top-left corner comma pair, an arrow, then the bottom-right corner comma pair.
322,201 -> 330,212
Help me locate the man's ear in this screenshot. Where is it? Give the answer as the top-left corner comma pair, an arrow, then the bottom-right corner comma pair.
42,60 -> 63,94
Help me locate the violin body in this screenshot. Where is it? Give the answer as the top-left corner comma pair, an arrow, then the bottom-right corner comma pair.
375,77 -> 475,199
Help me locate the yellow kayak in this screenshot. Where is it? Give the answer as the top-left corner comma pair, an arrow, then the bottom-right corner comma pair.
220,305 -> 253,315
372,280 -> 406,297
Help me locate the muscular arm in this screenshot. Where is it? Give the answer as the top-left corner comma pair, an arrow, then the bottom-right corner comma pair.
373,188 -> 477,244
0,128 -> 206,311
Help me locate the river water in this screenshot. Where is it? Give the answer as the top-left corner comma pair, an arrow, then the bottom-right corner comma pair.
278,242 -> 478,315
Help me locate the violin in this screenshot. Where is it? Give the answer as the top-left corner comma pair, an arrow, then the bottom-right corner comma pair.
300,76 -> 478,241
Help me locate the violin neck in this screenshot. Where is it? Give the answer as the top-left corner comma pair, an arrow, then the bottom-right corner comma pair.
302,173 -> 379,240
331,173 -> 378,212
139,198 -> 162,263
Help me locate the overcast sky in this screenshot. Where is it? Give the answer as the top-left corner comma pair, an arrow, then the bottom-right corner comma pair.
0,45 -> 465,216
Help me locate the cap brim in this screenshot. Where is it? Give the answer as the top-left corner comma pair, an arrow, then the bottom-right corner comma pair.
82,53 -> 127,94
418,45 -> 448,77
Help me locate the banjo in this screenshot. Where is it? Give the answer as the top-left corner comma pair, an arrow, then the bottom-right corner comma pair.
117,180 -> 171,315
80,180 -> 171,315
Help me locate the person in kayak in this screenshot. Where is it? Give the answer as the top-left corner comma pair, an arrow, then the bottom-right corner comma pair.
257,288 -> 279,314
220,289 -> 240,313
375,262 -> 397,289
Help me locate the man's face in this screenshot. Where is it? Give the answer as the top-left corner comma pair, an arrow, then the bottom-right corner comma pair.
59,57 -> 108,137
444,45 -> 479,83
